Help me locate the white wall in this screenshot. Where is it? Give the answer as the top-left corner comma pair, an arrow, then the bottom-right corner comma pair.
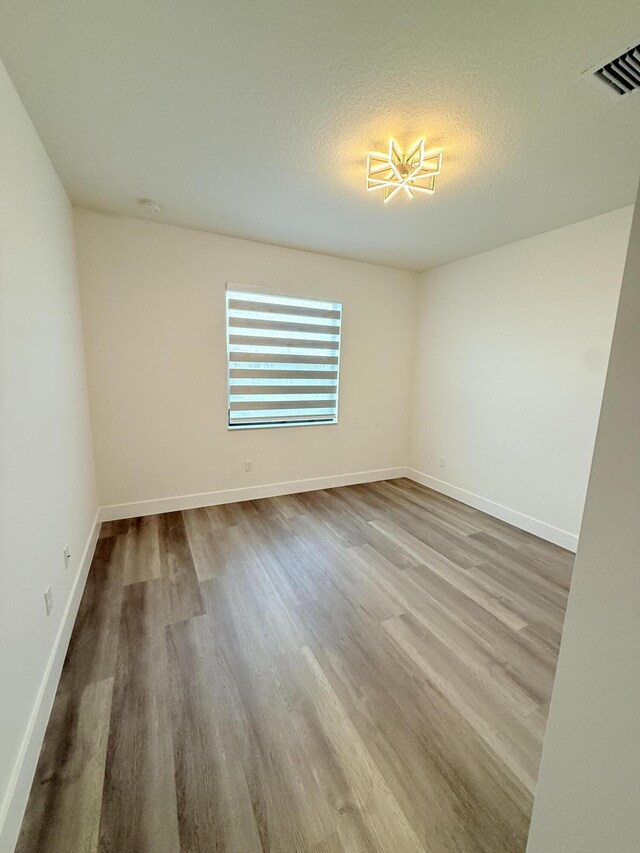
0,59 -> 98,851
409,208 -> 633,550
74,209 -> 418,512
526,185 -> 640,852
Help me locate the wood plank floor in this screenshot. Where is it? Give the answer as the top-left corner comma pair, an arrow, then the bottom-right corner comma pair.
17,479 -> 573,853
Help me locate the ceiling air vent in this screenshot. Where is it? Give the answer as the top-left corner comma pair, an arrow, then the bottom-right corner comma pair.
594,43 -> 640,96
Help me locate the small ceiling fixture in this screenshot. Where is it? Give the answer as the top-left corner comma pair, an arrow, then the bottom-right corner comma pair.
366,138 -> 442,203
138,198 -> 162,214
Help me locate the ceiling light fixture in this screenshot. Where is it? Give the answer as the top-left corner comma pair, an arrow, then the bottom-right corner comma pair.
366,138 -> 442,203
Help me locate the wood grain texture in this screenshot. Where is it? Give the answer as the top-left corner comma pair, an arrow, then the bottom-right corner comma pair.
16,678 -> 113,853
56,536 -> 124,695
98,579 -> 180,852
121,515 -> 161,585
17,478 -> 573,852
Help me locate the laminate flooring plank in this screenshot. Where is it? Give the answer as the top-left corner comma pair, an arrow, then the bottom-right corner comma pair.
524,700 -> 552,741
383,611 -> 541,793
517,619 -> 564,659
311,834 -> 346,853
368,479 -> 483,539
326,486 -> 383,523
308,486 -> 422,571
391,478 -> 508,531
57,536 -> 124,695
295,489 -> 369,548
468,563 -> 566,637
198,583 -> 338,850
280,503 -> 412,622
464,531 -> 571,601
201,523 -> 304,659
193,502 -> 229,531
400,567 -> 543,717
236,501 -> 328,607
354,549 -> 547,741
270,492 -> 307,519
165,615 -> 263,853
98,517 -> 134,539
216,498 -> 260,528
16,678 -> 113,853
121,514 -> 161,585
406,563 -> 557,704
184,501 -> 268,582
345,482 -> 449,546
294,589 -> 532,853
369,519 -> 528,630
518,542 -> 573,586
203,512 -> 417,849
354,484 -> 480,570
158,510 -> 204,624
98,579 -> 180,853
457,518 -> 573,588
391,479 -> 526,541
295,645 -> 425,852
182,505 -> 229,581
287,513 -> 405,624
392,480 -> 571,575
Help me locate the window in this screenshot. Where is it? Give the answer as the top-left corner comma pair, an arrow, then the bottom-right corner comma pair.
226,286 -> 342,429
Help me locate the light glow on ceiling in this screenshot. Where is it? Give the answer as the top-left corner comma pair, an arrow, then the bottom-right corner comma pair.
366,138 -> 442,203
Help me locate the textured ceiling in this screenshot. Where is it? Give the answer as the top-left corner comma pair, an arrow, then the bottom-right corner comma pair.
1,0 -> 639,271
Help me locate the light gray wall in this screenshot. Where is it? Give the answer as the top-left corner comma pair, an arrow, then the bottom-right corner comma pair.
0,57 -> 98,850
409,208 -> 632,550
75,209 -> 417,511
526,183 -> 640,851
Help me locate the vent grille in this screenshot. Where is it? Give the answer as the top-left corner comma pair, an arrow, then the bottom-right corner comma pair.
595,43 -> 640,95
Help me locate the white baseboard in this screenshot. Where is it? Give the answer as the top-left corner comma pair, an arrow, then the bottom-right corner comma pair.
0,509 -> 101,853
99,467 -> 407,522
405,469 -> 579,552
99,467 -> 579,552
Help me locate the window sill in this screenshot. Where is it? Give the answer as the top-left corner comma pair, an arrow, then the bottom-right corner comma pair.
228,419 -> 338,431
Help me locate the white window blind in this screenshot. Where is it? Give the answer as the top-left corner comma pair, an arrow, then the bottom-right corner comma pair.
226,287 -> 342,429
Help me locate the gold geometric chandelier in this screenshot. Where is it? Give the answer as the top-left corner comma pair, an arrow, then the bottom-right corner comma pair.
366,138 -> 442,203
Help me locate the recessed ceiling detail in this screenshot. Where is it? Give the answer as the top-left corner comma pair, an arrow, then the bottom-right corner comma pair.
366,138 -> 442,203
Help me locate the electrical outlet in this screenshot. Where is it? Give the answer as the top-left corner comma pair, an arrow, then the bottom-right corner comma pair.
245,459 -> 253,472
44,585 -> 53,616
439,456 -> 446,468
63,545 -> 71,570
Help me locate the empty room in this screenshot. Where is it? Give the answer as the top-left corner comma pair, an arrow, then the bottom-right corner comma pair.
1,2 -> 639,851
